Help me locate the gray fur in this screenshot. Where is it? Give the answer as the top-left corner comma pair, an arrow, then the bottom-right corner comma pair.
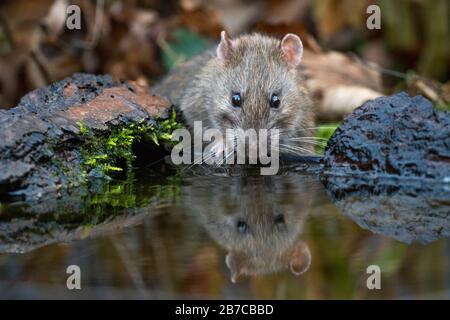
154,32 -> 316,155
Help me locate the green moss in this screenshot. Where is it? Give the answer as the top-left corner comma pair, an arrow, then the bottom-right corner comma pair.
2,173 -> 183,232
87,174 -> 180,211
77,173 -> 181,227
436,102 -> 450,111
315,123 -> 340,154
77,121 -> 89,135
77,110 -> 182,179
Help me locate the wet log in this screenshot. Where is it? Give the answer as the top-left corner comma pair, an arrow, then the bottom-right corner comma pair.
0,73 -> 172,201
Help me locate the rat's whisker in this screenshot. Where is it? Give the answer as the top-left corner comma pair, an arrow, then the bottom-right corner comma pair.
278,143 -> 316,155
287,138 -> 328,143
286,139 -> 328,147
288,136 -> 329,140
297,126 -> 339,131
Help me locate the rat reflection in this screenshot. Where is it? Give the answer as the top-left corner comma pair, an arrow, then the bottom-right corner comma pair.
181,174 -> 317,283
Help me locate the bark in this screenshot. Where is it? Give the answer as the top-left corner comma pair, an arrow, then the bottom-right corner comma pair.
0,73 -> 172,201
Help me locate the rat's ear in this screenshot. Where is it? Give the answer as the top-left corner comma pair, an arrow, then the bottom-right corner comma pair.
280,33 -> 303,68
225,251 -> 244,283
289,240 -> 311,276
217,30 -> 234,64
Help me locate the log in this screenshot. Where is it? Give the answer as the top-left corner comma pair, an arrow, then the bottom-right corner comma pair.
0,73 -> 174,201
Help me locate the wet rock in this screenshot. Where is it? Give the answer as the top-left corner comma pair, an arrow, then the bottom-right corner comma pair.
0,74 -> 172,201
321,92 -> 450,197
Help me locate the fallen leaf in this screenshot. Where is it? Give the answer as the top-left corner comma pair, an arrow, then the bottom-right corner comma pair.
302,48 -> 384,121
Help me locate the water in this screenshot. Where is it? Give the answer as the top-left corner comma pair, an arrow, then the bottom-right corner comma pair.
0,164 -> 449,299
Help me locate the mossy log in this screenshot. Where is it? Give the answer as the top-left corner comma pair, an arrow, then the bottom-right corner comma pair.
0,73 -> 176,201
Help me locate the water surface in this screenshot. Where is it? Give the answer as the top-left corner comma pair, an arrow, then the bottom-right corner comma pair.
0,165 -> 449,299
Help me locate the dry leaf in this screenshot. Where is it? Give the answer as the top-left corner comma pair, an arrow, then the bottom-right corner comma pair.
302,49 -> 384,121
41,0 -> 68,40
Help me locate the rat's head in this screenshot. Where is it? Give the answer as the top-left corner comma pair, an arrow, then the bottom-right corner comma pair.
182,175 -> 314,282
205,31 -> 310,137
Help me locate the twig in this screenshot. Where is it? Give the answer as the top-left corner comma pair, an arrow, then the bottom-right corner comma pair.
0,13 -> 15,50
349,52 -> 414,81
29,50 -> 52,86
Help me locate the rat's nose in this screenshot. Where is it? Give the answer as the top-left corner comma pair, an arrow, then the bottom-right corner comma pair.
247,140 -> 259,162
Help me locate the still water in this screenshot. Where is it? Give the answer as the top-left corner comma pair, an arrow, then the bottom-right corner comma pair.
0,164 -> 449,299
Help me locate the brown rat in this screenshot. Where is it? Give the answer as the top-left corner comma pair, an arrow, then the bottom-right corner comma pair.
181,174 -> 314,282
155,31 -> 316,157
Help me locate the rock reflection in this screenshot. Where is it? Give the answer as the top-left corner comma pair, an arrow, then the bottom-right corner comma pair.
323,176 -> 450,244
0,173 -> 180,253
181,174 -> 321,282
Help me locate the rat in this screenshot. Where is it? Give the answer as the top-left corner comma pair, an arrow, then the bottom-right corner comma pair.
181,174 -> 314,283
154,31 -> 316,159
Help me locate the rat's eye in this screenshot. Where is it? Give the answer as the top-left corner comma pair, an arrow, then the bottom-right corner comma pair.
274,213 -> 286,231
231,93 -> 242,108
270,94 -> 281,108
236,220 -> 248,234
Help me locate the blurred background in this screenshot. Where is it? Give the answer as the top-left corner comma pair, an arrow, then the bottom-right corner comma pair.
0,0 -> 449,116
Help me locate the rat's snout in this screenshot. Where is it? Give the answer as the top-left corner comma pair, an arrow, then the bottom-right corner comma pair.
247,139 -> 259,163
239,92 -> 271,132
228,127 -> 276,165
241,113 -> 270,132
224,132 -> 257,164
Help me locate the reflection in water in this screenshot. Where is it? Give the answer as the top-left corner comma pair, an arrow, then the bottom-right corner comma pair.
180,174 -> 317,282
0,173 -> 180,254
0,166 -> 449,298
323,175 -> 450,244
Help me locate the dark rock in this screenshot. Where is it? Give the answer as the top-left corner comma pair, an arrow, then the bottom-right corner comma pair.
321,92 -> 450,243
0,74 -> 172,201
321,92 -> 450,197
